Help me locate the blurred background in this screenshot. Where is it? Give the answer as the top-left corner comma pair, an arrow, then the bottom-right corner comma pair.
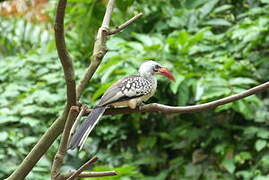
1,0 -> 269,179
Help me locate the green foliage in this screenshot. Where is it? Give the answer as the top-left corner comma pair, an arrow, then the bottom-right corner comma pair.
1,0 -> 269,179
0,16 -> 51,57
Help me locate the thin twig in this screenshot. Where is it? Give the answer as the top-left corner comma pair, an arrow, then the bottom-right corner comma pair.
83,81 -> 269,115
101,0 -> 116,28
78,171 -> 117,177
109,13 -> 143,35
51,106 -> 79,179
61,170 -> 117,179
67,157 -> 99,180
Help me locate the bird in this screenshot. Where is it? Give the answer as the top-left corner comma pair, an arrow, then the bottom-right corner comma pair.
68,60 -> 175,150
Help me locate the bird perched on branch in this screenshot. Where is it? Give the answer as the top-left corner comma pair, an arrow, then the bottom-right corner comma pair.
68,61 -> 175,150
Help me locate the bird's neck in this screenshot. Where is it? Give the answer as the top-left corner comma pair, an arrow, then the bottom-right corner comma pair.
139,73 -> 157,97
140,73 -> 156,86
140,73 -> 154,80
139,70 -> 153,78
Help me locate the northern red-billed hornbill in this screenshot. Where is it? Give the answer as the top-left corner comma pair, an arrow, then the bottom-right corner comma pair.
69,61 -> 175,150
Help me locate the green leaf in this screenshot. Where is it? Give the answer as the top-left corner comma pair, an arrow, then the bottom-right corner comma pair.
177,80 -> 190,106
222,159 -> 235,174
133,34 -> 153,46
229,78 -> 257,86
0,115 -> 20,124
233,100 -> 254,120
236,170 -> 253,179
204,19 -> 232,26
0,132 -> 8,142
195,80 -> 204,101
18,137 -> 37,146
213,5 -> 233,13
92,82 -> 114,101
138,137 -> 157,151
260,155 -> 269,167
257,129 -> 269,139
261,0 -> 269,4
255,139 -> 267,152
182,0 -> 212,9
235,152 -> 252,164
200,0 -> 220,18
170,74 -> 185,94
21,117 -> 39,127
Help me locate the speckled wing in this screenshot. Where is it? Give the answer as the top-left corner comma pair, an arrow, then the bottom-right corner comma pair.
98,75 -> 153,106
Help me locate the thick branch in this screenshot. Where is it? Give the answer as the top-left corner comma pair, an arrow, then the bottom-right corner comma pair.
84,81 -> 269,115
54,0 -> 76,107
51,106 -> 79,179
109,13 -> 143,35
67,157 -> 99,180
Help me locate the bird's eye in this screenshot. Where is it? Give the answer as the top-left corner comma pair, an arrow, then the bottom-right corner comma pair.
153,65 -> 160,72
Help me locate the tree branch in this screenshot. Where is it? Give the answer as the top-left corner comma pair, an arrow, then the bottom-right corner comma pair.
83,81 -> 269,115
76,2 -> 142,100
52,1 -> 78,176
101,0 -> 115,28
67,157 -> 98,180
108,13 -> 143,35
60,170 -> 117,179
76,0 -> 116,100
51,106 -> 79,179
77,171 -> 117,178
54,0 -> 76,107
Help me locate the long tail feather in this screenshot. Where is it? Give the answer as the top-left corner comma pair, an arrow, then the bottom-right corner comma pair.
68,106 -> 106,150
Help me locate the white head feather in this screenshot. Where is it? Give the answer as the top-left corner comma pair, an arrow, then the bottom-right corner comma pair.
138,60 -> 162,77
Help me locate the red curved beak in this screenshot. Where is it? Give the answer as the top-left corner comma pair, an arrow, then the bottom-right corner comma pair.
157,67 -> 175,81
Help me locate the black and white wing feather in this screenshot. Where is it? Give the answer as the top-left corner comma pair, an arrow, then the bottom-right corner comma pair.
69,75 -> 154,150
98,75 -> 153,106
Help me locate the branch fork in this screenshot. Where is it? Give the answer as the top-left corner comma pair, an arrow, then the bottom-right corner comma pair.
56,157 -> 117,180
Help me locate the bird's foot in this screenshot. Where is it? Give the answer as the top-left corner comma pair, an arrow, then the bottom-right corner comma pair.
138,102 -> 146,110
74,102 -> 91,114
70,105 -> 80,112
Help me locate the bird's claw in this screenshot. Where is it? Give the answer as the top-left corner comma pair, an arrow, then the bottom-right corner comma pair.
70,106 -> 80,112
138,103 -> 145,110
75,102 -> 90,113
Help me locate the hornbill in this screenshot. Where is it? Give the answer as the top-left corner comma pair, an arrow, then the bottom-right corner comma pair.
68,61 -> 175,150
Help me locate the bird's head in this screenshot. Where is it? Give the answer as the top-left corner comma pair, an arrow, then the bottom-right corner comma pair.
139,60 -> 175,81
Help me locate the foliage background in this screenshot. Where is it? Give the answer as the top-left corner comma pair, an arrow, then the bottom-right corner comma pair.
1,0 -> 269,179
